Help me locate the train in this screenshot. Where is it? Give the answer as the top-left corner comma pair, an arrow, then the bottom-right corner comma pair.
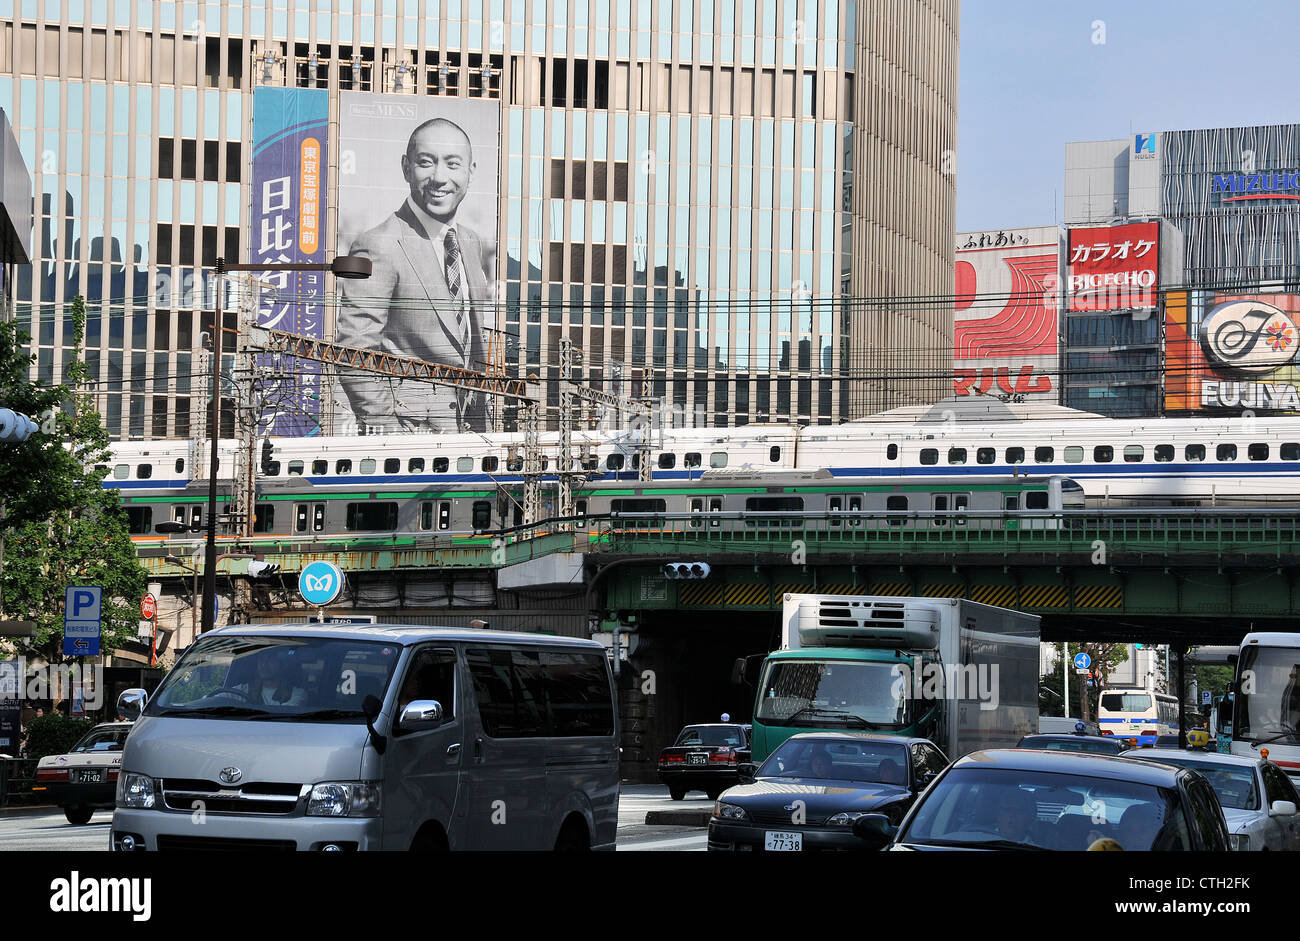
104,411 -> 1300,517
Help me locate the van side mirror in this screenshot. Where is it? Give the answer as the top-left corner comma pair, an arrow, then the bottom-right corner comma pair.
117,688 -> 147,721
399,700 -> 444,732
1270,800 -> 1297,817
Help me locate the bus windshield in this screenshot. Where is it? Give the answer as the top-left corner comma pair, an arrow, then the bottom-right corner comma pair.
1236,645 -> 1300,744
755,660 -> 909,730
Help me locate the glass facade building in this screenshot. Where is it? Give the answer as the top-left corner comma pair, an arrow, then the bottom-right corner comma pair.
0,0 -> 957,438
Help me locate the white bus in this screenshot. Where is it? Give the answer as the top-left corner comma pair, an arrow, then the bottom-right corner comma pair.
1097,687 -> 1178,746
1231,632 -> 1300,781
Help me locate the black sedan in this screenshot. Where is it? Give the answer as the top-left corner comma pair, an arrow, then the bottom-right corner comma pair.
852,749 -> 1231,851
657,723 -> 752,800
707,733 -> 949,852
1016,733 -> 1134,755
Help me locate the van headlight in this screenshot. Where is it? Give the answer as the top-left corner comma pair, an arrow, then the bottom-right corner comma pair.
306,782 -> 382,817
117,772 -> 157,809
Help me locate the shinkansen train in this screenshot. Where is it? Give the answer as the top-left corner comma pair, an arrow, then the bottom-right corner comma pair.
104,412 -> 1300,511
119,469 -> 1087,545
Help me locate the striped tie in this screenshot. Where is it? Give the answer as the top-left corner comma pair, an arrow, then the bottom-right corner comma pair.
444,228 -> 470,366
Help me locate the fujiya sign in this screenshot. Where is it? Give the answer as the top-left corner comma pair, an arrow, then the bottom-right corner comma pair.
1200,300 -> 1300,409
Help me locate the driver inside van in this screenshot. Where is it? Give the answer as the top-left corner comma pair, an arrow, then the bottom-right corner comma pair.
235,651 -> 307,706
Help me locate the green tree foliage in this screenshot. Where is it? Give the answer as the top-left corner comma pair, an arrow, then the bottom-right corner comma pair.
23,713 -> 94,761
0,298 -> 147,659
1039,642 -> 1131,720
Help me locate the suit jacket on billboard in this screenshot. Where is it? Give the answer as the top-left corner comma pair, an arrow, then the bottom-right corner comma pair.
336,200 -> 490,432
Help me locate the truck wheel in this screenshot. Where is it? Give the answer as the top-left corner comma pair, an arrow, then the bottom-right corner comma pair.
64,806 -> 94,826
669,787 -> 686,801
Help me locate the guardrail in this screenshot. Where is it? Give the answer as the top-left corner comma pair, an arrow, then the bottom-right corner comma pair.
0,758 -> 38,808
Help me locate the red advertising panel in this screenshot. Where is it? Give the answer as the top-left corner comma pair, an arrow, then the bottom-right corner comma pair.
1066,222 -> 1159,312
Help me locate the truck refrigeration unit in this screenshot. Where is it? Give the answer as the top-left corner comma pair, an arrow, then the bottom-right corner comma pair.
748,593 -> 1040,762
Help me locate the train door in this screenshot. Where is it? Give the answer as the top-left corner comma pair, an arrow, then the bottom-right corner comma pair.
1002,492 -> 1019,531
293,503 -> 326,535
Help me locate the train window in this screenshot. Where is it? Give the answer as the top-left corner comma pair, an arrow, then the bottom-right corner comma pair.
1026,491 -> 1049,510
611,498 -> 668,513
175,459 -> 185,474
1185,444 -> 1205,462
513,503 -> 524,527
313,504 -> 325,532
745,497 -> 804,512
288,460 -> 305,476
1249,443 -> 1269,461
457,457 -> 474,472
113,464 -> 130,479
252,504 -> 275,533
770,446 -> 781,463
542,456 -> 550,471
1093,446 -> 1114,463
953,494 -> 969,525
710,452 -> 728,468
1283,443 -> 1300,460
582,453 -> 600,471
829,496 -> 842,527
608,454 -> 625,471
1064,446 -> 1083,463
506,453 -> 524,472
1216,444 -> 1237,461
920,449 -> 938,465
690,497 -> 704,528
471,501 -> 492,529
173,506 -> 186,524
308,460 -> 324,475
709,497 -> 723,527
409,458 -> 425,473
125,507 -> 152,534
948,448 -> 967,465
483,456 -> 499,472
336,459 -> 352,474
346,502 -> 399,531
1154,445 -> 1174,463
848,495 -> 862,527
976,448 -> 995,465
1006,448 -> 1025,464
576,500 -> 588,519
137,464 -> 153,479
1034,447 -> 1054,463
933,494 -> 948,526
420,502 -> 433,530
1123,445 -> 1144,463
1003,494 -> 1019,511
433,457 -> 450,473
360,459 -> 377,474
658,453 -> 676,469
887,444 -> 899,460
438,501 -> 452,530
384,458 -> 400,474
886,495 -> 907,526
295,505 -> 308,533
684,452 -> 702,468
191,507 -> 202,527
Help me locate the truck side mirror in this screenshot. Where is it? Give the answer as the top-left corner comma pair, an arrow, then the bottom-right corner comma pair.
730,658 -> 747,685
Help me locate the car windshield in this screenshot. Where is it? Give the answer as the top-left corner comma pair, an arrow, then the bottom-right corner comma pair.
900,766 -> 1191,851
1131,757 -> 1260,811
146,635 -> 402,722
756,660 -> 908,730
676,726 -> 744,747
1023,739 -> 1120,755
758,738 -> 910,786
70,728 -> 129,752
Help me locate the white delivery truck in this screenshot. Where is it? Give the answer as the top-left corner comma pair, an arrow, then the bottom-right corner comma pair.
748,593 -> 1040,762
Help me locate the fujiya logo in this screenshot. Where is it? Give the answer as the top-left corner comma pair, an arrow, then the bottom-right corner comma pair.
304,573 -> 333,593
50,871 -> 151,922
1201,300 -> 1300,375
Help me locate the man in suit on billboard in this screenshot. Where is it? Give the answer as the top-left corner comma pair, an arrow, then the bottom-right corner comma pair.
336,117 -> 491,432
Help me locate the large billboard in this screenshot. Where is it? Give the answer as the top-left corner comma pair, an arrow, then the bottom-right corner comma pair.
1166,291 -> 1300,414
250,87 -> 329,436
1066,221 -> 1159,313
335,93 -> 500,435
953,226 -> 1060,404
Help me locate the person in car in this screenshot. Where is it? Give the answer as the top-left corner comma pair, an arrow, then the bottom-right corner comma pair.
238,652 -> 306,706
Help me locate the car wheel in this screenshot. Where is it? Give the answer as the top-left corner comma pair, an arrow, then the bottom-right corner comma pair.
669,787 -> 686,801
64,805 -> 94,826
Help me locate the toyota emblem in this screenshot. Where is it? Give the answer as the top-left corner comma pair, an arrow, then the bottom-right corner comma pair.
218,766 -> 242,785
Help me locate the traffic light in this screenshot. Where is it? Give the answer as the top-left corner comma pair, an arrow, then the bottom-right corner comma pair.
662,562 -> 711,579
0,408 -> 38,442
248,560 -> 280,578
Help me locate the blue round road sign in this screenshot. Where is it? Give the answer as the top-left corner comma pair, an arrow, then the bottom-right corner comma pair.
1073,652 -> 1091,670
299,561 -> 345,606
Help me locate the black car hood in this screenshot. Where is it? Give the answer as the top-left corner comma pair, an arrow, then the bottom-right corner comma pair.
720,777 -> 911,814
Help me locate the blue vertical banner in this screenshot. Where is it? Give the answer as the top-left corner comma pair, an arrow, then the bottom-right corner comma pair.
251,87 -> 329,436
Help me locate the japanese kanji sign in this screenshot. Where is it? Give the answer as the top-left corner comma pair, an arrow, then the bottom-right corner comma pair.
1066,221 -> 1160,312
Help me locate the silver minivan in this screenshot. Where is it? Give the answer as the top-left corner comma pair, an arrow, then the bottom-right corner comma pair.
111,623 -> 619,851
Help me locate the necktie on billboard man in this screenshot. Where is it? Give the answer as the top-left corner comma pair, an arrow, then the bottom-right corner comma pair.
334,96 -> 500,433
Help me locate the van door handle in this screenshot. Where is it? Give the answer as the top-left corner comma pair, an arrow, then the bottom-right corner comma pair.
474,737 -> 484,763
446,743 -> 462,759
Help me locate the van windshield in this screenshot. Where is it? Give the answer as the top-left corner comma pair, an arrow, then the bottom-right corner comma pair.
146,635 -> 402,721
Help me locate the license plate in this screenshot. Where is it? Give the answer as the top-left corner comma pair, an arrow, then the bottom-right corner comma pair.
765,831 -> 802,851
687,754 -> 707,765
79,770 -> 103,783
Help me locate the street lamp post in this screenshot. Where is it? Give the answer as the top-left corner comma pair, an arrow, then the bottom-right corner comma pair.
201,256 -> 372,636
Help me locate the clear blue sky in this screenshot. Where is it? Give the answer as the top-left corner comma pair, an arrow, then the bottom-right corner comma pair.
957,0 -> 1300,231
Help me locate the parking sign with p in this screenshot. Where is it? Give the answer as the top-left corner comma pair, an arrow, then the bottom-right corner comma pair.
63,585 -> 103,657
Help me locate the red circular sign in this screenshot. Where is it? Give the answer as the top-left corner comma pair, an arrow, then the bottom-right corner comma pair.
141,594 -> 157,620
